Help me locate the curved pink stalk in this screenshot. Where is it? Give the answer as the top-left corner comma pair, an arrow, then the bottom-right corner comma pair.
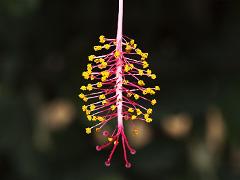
116,0 -> 124,128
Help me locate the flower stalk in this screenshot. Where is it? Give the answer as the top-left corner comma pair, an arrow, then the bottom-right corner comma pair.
116,0 -> 123,128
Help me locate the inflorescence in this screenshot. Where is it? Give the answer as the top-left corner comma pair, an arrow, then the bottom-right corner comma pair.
79,35 -> 160,168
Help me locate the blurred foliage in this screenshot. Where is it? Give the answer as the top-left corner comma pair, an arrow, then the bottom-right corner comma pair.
0,0 -> 240,180
0,0 -> 39,16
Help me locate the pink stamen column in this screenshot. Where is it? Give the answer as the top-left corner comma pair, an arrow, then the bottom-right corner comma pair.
96,0 -> 136,168
116,0 -> 124,128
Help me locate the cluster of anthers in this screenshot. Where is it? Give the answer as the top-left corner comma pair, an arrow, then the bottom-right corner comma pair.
79,35 -> 159,168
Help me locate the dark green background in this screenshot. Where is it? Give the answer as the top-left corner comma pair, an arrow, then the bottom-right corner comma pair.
0,0 -> 240,179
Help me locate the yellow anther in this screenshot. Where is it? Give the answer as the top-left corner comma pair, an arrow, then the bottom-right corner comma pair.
131,115 -> 137,120
88,55 -> 95,61
155,86 -> 160,91
97,116 -> 104,121
101,77 -> 106,82
114,50 -> 121,58
92,116 -> 97,121
104,44 -> 111,50
80,86 -> 87,91
144,114 -> 149,119
141,53 -> 149,60
138,69 -> 144,76
146,69 -> 152,75
147,108 -> 153,114
82,105 -> 87,112
101,71 -> 110,78
130,39 -> 135,45
99,58 -> 105,63
146,88 -> 151,93
99,94 -> 106,100
108,137 -> 113,142
125,44 -> 132,52
150,89 -> 155,95
96,128 -> 100,132
86,110 -> 91,115
98,64 -> 103,69
142,61 -> 149,68
94,46 -> 102,51
98,61 -> 107,69
136,109 -> 142,115
90,75 -> 95,80
151,99 -> 157,105
87,84 -> 93,91
82,71 -> 90,79
87,69 -> 92,74
146,118 -> 152,123
142,90 -> 147,95
111,105 -> 116,111
83,97 -> 88,102
138,80 -> 145,86
97,82 -> 103,88
105,71 -> 110,77
90,104 -> 96,111
135,48 -> 142,55
85,128 -> 91,134
79,93 -> 85,99
102,100 -> 107,105
82,71 -> 89,76
124,64 -> 131,72
134,94 -> 140,100
100,71 -> 105,76
87,115 -> 92,121
128,108 -> 134,113
87,64 -> 92,71
94,59 -> 100,63
99,35 -> 105,43
129,64 -> 134,69
151,74 -> 156,79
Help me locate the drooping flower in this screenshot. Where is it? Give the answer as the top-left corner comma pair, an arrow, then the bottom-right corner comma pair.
79,0 -> 160,168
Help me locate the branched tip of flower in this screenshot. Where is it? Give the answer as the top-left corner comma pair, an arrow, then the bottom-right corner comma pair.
78,35 -> 160,167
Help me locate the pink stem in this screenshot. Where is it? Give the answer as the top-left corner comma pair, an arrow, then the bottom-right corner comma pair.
116,0 -> 124,128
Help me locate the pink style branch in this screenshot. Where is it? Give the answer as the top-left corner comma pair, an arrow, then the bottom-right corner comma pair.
78,0 -> 160,168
